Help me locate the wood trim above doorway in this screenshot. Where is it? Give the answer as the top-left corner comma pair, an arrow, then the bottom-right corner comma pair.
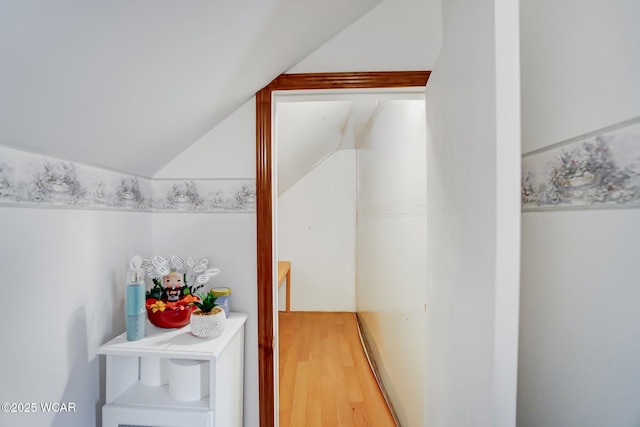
255,71 -> 430,427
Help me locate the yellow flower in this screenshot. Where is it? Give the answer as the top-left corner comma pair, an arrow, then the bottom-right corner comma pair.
150,301 -> 166,313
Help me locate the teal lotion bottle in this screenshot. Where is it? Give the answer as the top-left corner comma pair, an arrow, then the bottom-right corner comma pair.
126,268 -> 146,341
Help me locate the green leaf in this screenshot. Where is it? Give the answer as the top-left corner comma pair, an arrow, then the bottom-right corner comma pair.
193,292 -> 219,313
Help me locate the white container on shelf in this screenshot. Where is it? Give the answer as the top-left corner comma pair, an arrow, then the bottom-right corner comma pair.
168,359 -> 210,401
140,357 -> 168,386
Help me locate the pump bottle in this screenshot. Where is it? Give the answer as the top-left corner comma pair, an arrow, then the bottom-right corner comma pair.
126,268 -> 146,341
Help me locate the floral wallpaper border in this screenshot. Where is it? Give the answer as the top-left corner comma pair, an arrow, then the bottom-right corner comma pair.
0,146 -> 255,213
522,117 -> 640,211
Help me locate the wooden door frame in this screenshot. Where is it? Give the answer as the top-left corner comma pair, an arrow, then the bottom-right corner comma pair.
255,71 -> 431,427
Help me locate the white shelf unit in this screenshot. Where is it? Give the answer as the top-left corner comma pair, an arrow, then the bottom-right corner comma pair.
97,313 -> 247,427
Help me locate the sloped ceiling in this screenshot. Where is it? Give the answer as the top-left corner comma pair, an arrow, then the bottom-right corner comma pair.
0,0 -> 380,176
289,0 -> 442,73
277,101 -> 352,195
276,99 -> 378,195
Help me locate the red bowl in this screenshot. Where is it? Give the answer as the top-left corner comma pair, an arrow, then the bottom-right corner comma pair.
147,305 -> 197,329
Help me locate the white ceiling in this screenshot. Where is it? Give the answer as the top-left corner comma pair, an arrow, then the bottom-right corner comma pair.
0,0 -> 380,176
277,101 -> 351,195
276,99 -> 379,195
275,87 -> 428,196
289,0 -> 442,73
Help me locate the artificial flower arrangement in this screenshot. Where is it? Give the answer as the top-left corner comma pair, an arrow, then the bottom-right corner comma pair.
141,255 -> 220,328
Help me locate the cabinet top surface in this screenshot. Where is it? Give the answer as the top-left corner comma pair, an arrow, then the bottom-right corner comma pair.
97,312 -> 248,359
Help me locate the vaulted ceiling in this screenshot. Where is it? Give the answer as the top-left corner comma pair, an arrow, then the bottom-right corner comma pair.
0,0 -> 381,176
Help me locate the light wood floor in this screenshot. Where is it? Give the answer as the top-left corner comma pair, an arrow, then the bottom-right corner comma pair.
278,311 -> 396,427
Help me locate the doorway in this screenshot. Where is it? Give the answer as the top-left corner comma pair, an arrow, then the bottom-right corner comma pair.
255,72 -> 430,427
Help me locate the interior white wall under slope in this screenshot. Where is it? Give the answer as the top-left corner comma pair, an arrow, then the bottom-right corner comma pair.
277,149 -> 356,312
289,0 -> 442,72
0,208 -> 151,427
424,0 -> 521,425
151,213 -> 257,425
152,98 -> 258,427
519,211 -> 640,427
518,0 -> 640,425
355,99 -> 426,427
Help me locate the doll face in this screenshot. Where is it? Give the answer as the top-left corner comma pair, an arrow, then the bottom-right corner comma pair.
163,273 -> 183,288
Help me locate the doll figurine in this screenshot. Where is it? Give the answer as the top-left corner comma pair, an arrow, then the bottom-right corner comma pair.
163,271 -> 184,302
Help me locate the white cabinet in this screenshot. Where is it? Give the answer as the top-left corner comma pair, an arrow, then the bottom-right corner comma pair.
97,313 -> 247,427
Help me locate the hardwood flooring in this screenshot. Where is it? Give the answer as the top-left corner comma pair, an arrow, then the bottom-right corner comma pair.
278,312 -> 396,427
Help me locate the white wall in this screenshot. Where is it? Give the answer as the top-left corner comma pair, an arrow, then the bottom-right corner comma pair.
0,97 -> 259,427
518,1 -> 640,425
152,98 -> 259,427
277,149 -> 356,312
519,211 -> 640,426
424,0 -> 521,425
356,100 -> 426,427
151,213 -> 257,425
0,208 -> 151,427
